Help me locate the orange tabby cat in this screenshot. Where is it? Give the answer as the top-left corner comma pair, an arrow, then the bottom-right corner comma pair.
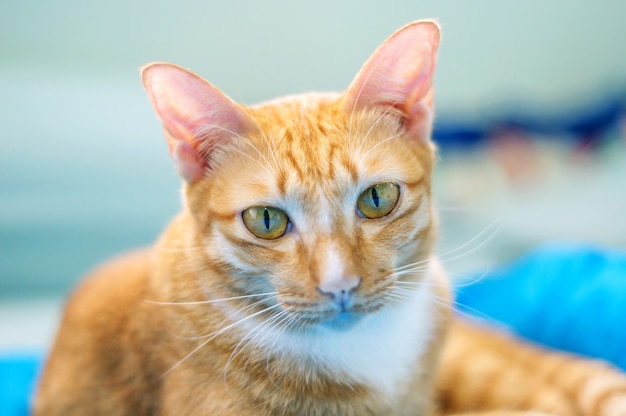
34,21 -> 626,416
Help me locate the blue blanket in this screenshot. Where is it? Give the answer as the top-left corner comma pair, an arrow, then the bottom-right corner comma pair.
3,243 -> 625,415
456,242 -> 626,370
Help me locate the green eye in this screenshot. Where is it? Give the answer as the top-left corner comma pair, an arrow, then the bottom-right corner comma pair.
242,206 -> 290,240
357,183 -> 400,219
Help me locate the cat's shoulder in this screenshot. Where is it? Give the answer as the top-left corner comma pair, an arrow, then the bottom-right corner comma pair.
63,248 -> 154,322
35,249 -> 158,414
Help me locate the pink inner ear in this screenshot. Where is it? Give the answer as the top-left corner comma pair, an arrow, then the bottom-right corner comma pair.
141,63 -> 253,182
344,21 -> 440,139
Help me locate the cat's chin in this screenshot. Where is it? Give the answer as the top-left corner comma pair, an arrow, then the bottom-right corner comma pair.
319,312 -> 364,332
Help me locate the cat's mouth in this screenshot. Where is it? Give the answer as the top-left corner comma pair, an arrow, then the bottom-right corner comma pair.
280,298 -> 385,332
319,312 -> 364,331
276,286 -> 392,332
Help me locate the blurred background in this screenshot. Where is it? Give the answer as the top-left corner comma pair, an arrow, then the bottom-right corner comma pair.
1,0 -> 625,383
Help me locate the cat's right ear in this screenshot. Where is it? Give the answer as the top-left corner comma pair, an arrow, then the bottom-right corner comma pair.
141,63 -> 254,183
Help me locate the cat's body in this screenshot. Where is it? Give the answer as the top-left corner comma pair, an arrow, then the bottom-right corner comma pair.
34,21 -> 626,415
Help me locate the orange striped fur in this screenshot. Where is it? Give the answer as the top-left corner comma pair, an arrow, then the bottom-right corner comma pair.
34,21 -> 626,415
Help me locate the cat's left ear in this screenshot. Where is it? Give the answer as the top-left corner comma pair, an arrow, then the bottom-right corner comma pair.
343,20 -> 440,141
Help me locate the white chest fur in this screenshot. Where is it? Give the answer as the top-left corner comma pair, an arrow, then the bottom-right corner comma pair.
238,259 -> 443,397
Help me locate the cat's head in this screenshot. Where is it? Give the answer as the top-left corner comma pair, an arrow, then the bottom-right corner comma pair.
142,21 -> 440,331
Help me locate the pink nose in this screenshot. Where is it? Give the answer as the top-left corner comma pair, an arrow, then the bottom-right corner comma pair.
316,277 -> 361,311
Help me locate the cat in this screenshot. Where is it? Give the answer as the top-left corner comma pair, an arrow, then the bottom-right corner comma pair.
34,20 -> 626,416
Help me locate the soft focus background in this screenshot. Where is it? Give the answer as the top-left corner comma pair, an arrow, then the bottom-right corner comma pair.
1,0 -> 625,399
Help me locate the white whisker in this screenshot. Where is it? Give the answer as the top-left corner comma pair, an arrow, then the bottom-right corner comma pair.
385,220 -> 501,284
390,284 -> 491,322
355,99 -> 402,152
159,303 -> 282,379
194,122 -> 276,173
145,292 -> 278,306
242,107 -> 283,171
222,306 -> 294,385
436,220 -> 501,264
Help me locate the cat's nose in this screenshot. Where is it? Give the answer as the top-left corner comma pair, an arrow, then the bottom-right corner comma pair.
316,277 -> 361,311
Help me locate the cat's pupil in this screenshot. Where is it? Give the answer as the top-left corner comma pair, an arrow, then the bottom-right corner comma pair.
372,187 -> 380,208
263,208 -> 270,230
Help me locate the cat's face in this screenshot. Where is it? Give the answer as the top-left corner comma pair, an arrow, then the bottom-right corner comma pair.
186,98 -> 435,330
143,21 -> 440,331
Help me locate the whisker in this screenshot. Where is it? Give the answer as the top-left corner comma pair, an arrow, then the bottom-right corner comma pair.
449,267 -> 491,288
385,219 -> 502,283
436,219 -> 501,264
159,303 -> 282,380
359,131 -> 404,161
222,306 -> 294,385
263,311 -> 305,387
355,99 -> 402,153
159,296 -> 277,342
391,267 -> 489,288
348,64 -> 380,140
389,285 -> 492,322
384,290 -> 451,322
242,107 -> 283,170
195,122 -> 276,172
250,308 -> 298,368
145,292 -> 278,306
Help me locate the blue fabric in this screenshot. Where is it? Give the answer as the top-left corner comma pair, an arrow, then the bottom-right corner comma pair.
456,242 -> 626,371
0,352 -> 40,416
2,243 -> 626,415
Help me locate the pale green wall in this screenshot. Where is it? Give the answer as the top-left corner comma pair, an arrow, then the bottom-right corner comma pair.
1,0 -> 625,297
2,0 -> 625,111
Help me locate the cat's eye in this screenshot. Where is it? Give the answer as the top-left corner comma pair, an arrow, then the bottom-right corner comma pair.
242,206 -> 290,240
357,183 -> 400,219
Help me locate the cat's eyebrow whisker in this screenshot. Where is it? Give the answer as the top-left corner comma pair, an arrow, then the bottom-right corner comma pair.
238,137 -> 279,171
241,107 -> 283,171
145,292 -> 278,306
227,142 -> 274,172
348,65 -> 378,139
195,122 -> 275,172
356,98 -> 403,153
159,303 -> 282,380
265,131 -> 283,171
194,123 -> 248,144
359,131 -> 404,162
